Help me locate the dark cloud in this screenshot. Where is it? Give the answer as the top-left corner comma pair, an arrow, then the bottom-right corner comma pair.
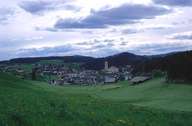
35,27 -> 80,32
129,42 -> 192,55
145,26 -> 172,31
0,8 -> 14,23
54,4 -> 170,29
64,4 -> 80,11
76,39 -> 115,47
19,1 -> 50,14
15,44 -> 116,58
103,39 -> 115,43
76,42 -> 93,45
121,29 -> 138,34
19,1 -> 79,15
120,26 -> 171,35
15,38 -> 118,58
120,42 -> 128,46
172,33 -> 192,40
154,0 -> 192,6
91,43 -> 114,49
35,27 -> 61,32
17,45 -> 77,57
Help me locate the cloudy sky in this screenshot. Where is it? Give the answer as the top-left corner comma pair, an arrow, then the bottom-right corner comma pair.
0,0 -> 192,60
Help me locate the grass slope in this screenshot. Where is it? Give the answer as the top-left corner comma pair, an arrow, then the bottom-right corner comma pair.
0,73 -> 192,126
96,79 -> 192,112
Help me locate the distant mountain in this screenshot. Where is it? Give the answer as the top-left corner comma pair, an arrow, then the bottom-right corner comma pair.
83,52 -> 147,70
1,55 -> 95,64
0,52 -> 148,70
1,50 -> 192,82
1,50 -> 192,81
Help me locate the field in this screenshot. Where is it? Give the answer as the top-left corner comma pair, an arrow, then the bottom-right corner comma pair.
0,73 -> 192,126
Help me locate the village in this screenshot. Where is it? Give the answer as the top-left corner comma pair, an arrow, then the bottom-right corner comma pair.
0,61 -> 152,86
33,61 -> 134,85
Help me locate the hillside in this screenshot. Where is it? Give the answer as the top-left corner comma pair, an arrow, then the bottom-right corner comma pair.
1,73 -> 192,126
1,50 -> 191,71
0,52 -> 147,70
1,50 -> 192,82
97,78 -> 192,111
83,52 -> 147,70
0,55 -> 95,64
136,50 -> 192,82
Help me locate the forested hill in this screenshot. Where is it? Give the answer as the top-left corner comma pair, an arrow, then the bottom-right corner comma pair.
135,50 -> 192,82
0,55 -> 95,64
83,52 -> 147,70
1,50 -> 192,82
0,52 -> 148,69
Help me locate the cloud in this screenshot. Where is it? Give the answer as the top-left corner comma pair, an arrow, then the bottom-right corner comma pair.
76,39 -> 115,47
127,42 -> 192,55
0,8 -> 14,23
170,32 -> 192,40
19,0 -> 79,15
2,39 -> 192,60
174,35 -> 192,40
19,1 -> 50,14
154,0 -> 192,6
120,42 -> 128,46
121,29 -> 138,34
63,4 -> 80,11
54,4 -> 170,29
15,39 -> 117,58
17,45 -> 77,57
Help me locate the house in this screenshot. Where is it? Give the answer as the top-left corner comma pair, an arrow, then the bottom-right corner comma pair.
104,75 -> 117,83
104,61 -> 119,74
130,76 -> 151,85
124,73 -> 132,80
107,66 -> 119,73
16,69 -> 24,74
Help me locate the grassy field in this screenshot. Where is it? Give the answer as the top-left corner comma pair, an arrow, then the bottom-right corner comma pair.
0,73 -> 192,126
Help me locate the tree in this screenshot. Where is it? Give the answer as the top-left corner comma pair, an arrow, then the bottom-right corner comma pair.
32,68 -> 37,80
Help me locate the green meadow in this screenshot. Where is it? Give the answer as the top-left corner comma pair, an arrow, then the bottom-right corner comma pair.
0,73 -> 192,126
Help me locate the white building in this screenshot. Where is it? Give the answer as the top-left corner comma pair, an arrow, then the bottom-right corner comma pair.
104,61 -> 119,73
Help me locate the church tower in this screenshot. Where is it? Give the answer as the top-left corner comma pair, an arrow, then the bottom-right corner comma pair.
104,61 -> 109,70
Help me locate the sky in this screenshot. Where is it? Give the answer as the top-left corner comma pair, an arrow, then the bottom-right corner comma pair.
0,0 -> 192,60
